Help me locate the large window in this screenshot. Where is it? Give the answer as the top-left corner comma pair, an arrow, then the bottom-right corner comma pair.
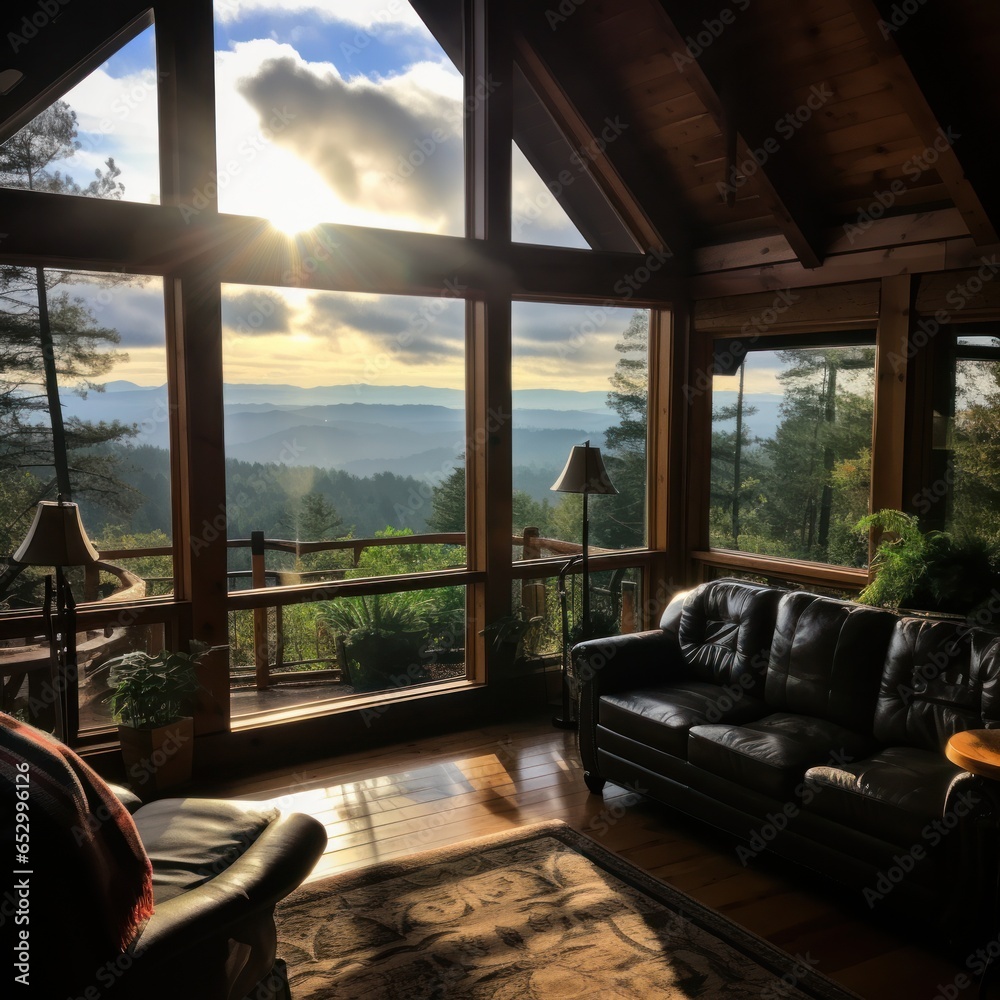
221,283 -> 468,713
0,1 -> 676,741
710,337 -> 875,566
0,264 -> 170,736
0,267 -> 170,607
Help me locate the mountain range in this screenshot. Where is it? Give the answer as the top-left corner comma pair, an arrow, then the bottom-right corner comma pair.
61,383 -> 786,493
61,382 -> 621,496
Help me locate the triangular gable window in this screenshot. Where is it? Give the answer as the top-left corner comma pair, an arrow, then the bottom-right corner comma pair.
0,24 -> 159,205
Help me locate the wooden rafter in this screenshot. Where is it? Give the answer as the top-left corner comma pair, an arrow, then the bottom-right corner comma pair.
652,1 -> 825,270
845,0 -> 999,246
512,37 -> 672,257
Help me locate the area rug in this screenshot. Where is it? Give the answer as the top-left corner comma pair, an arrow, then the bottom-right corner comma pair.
275,821 -> 860,999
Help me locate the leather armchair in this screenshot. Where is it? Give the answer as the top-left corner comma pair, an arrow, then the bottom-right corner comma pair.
1,713 -> 327,1000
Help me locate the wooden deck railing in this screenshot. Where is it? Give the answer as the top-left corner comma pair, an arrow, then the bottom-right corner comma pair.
89,527 -> 639,690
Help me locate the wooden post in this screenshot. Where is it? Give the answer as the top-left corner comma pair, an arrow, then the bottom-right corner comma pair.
522,580 -> 545,621
274,604 -> 284,674
251,531 -> 269,690
870,274 -> 912,567
84,563 -> 100,602
522,525 -> 540,561
621,581 -> 637,634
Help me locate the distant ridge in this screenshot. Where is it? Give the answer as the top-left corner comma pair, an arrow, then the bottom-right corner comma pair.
219,383 -> 612,413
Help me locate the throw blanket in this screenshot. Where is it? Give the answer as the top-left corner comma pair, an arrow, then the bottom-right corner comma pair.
0,713 -> 154,953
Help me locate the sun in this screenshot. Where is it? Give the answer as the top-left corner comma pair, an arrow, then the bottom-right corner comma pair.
231,149 -> 339,234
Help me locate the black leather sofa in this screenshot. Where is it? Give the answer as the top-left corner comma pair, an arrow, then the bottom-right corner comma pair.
573,578 -> 1000,940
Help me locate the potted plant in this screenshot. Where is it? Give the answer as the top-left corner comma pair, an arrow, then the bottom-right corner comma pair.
480,606 -> 544,674
317,593 -> 433,693
854,509 -> 1000,622
104,641 -> 211,792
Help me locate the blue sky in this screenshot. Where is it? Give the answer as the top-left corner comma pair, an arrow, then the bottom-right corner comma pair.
213,8 -> 446,77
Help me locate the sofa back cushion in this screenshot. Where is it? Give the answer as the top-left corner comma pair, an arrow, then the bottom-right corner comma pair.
766,593 -> 898,733
874,618 -> 1000,750
675,579 -> 784,696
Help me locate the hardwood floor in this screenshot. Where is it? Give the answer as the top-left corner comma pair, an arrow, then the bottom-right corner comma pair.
203,714 -> 965,999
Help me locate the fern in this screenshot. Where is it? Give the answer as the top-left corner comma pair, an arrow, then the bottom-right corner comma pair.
855,509 -> 1000,617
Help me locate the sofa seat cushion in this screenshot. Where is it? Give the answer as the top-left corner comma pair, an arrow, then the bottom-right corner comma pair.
600,681 -> 768,760
803,747 -> 968,846
688,713 -> 878,799
133,798 -> 280,903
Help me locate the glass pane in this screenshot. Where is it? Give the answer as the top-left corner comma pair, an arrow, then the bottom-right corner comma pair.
222,285 -> 466,591
511,303 -> 648,552
0,619 -> 173,737
710,344 -> 875,565
229,585 -> 467,720
0,266 -> 170,611
951,340 -> 1000,541
511,142 -> 588,249
213,0 -> 463,235
0,26 -> 160,205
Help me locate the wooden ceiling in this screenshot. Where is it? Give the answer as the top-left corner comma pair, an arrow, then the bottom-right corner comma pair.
1,0 -> 998,278
514,0 -> 1000,269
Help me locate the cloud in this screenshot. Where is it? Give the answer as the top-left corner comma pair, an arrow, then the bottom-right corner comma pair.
58,42 -> 161,205
511,301 -> 642,391
306,290 -> 463,364
214,0 -> 427,33
223,288 -> 295,335
234,53 -> 464,233
50,275 -> 165,349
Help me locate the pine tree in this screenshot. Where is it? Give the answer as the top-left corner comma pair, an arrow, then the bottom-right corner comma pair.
757,347 -> 874,562
0,99 -> 136,586
592,310 -> 648,549
427,464 -> 466,533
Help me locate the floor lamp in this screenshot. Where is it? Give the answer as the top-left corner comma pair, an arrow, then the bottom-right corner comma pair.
13,498 -> 99,743
550,441 -> 618,729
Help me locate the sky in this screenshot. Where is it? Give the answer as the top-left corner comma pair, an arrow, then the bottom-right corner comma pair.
7,1 -> 634,394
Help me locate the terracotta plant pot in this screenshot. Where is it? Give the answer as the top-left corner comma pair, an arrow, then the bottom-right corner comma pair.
117,717 -> 194,793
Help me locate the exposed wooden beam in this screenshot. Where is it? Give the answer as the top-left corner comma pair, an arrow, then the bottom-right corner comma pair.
693,208 -> 971,274
652,1 -> 826,270
512,37 -> 670,256
0,187 -> 681,301
845,0 -> 999,247
870,275 -> 911,521
690,236 -> 1000,297
513,11 -> 691,265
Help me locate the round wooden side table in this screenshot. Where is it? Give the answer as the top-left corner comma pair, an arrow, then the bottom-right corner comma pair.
946,729 -> 1000,779
946,729 -> 1000,999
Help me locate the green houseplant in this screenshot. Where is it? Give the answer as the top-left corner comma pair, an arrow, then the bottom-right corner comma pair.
854,509 -> 1000,621
480,606 -> 544,674
317,593 -> 433,693
104,641 -> 211,791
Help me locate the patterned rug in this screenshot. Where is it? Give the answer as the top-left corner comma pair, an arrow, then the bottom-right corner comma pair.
275,821 -> 860,999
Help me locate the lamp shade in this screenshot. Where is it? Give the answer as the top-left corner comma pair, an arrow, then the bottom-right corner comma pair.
550,441 -> 619,496
13,501 -> 99,567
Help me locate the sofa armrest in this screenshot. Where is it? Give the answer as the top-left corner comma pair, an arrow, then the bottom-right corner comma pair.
107,781 -> 144,814
573,628 -> 681,697
130,811 -> 327,967
574,629 -> 682,785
